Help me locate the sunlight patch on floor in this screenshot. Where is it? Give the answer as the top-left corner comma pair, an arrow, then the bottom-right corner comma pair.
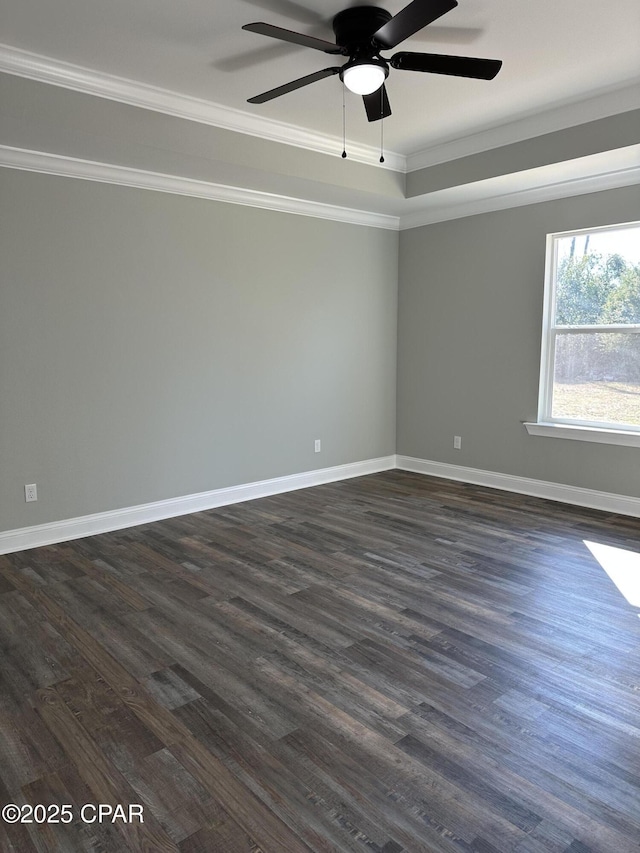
584,540 -> 640,609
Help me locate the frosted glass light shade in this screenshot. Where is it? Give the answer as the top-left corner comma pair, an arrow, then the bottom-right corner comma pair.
342,64 -> 386,95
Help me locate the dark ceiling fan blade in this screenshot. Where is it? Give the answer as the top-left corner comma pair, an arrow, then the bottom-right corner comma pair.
362,85 -> 392,122
373,0 -> 458,50
390,51 -> 502,79
248,66 -> 341,103
242,22 -> 343,53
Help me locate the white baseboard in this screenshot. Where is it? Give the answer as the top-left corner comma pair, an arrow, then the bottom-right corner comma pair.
3,453 -> 638,555
396,455 -> 640,518
0,455 -> 396,555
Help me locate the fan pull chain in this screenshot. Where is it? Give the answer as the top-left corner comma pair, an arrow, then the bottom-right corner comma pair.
341,85 -> 347,158
379,87 -> 385,164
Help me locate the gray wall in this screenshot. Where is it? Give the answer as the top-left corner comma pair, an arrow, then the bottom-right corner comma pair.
406,110 -> 640,197
3,165 -> 638,537
0,168 -> 398,532
397,185 -> 640,498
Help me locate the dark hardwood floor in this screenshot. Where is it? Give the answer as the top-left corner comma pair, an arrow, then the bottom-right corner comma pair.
1,471 -> 639,852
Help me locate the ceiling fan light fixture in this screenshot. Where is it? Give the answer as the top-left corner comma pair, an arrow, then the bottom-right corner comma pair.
341,62 -> 387,95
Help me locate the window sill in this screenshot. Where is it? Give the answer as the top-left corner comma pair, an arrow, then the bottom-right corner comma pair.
523,422 -> 640,448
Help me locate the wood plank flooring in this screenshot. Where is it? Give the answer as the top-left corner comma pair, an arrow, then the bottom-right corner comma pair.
1,471 -> 639,852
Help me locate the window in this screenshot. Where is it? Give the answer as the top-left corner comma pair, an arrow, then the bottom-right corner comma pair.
530,221 -> 640,443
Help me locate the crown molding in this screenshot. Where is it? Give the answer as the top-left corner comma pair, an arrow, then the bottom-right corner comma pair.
0,145 -> 400,230
0,43 -> 406,173
399,145 -> 640,230
2,143 -> 636,233
2,42 -> 637,181
406,78 -> 640,172
0,44 -> 640,181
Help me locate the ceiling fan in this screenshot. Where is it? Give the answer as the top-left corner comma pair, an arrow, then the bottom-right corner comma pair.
243,0 -> 502,122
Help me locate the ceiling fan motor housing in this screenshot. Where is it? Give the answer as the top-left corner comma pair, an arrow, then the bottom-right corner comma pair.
332,6 -> 392,53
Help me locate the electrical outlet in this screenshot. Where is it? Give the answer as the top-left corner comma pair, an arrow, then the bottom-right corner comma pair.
314,439 -> 321,453
453,436 -> 462,450
25,483 -> 38,502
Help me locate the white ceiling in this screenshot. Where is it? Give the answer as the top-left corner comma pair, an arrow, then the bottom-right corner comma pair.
1,0 -> 639,157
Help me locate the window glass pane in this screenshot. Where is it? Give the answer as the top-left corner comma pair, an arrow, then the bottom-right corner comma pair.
552,332 -> 640,427
554,225 -> 640,326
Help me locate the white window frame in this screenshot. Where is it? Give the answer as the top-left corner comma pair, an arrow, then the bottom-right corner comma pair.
525,221 -> 640,447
